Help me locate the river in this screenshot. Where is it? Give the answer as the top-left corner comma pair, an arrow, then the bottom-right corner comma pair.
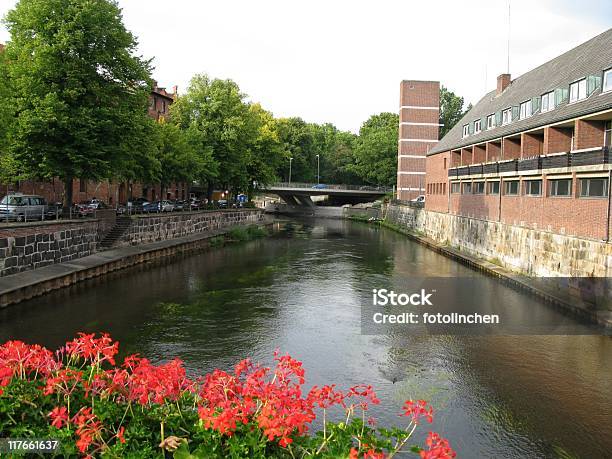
0,219 -> 610,458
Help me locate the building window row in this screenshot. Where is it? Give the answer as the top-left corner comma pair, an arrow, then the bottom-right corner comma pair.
427,182 -> 446,195
449,177 -> 608,198
460,68 -> 612,139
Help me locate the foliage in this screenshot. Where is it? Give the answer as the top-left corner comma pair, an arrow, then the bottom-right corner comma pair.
439,86 -> 469,139
350,113 -> 399,187
2,0 -> 155,206
0,334 -> 456,458
227,224 -> 269,242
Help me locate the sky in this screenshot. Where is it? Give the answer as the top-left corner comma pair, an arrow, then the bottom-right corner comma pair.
0,0 -> 610,133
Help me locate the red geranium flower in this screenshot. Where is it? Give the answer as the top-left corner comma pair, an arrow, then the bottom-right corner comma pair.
48,406 -> 69,429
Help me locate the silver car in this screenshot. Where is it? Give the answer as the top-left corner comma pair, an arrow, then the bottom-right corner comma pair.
0,194 -> 49,222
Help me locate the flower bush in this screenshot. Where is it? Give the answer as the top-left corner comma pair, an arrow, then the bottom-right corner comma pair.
0,333 -> 456,458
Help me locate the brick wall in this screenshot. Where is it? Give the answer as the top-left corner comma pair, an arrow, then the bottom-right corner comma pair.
425,152 -> 449,212
397,80 -> 439,201
575,119 -> 605,150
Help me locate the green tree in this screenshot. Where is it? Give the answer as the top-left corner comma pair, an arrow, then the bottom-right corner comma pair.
246,104 -> 286,191
439,86 -> 469,139
350,112 -> 398,187
0,47 -> 22,185
275,117 -> 316,183
3,0 -> 154,208
172,74 -> 256,198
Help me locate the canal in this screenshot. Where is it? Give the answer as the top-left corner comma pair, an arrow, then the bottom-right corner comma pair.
1,219 -> 610,458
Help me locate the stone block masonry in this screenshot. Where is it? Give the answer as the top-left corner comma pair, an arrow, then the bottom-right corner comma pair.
0,221 -> 100,277
386,203 -> 612,278
0,210 -> 264,278
119,210 -> 264,246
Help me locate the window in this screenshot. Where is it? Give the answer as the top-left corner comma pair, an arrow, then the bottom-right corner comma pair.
519,100 -> 532,119
462,182 -> 472,194
579,178 -> 608,198
605,120 -> 611,147
473,182 -> 485,194
569,78 -> 587,102
549,179 -> 572,197
451,182 -> 460,194
524,179 -> 542,196
79,178 -> 87,193
604,69 -> 612,93
502,108 -> 512,125
474,119 -> 482,134
504,181 -> 519,195
443,158 -> 447,169
541,91 -> 555,113
487,181 -> 500,195
486,114 -> 495,129
462,124 -> 470,138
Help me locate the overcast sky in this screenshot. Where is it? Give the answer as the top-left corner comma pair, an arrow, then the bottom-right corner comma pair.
1,1 -> 610,132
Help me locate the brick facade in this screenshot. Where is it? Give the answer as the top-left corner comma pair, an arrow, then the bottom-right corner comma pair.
397,80 -> 439,201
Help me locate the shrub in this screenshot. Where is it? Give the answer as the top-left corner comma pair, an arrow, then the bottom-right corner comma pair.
0,334 -> 456,458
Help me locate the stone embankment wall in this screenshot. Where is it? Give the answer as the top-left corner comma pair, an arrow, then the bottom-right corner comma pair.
0,210 -> 265,277
0,221 -> 100,277
118,209 -> 264,246
386,203 -> 612,277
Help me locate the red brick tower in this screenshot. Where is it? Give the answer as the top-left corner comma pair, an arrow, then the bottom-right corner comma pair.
397,80 -> 440,200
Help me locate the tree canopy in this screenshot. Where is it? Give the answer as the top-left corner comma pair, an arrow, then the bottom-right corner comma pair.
2,0 -> 155,206
439,86 -> 469,139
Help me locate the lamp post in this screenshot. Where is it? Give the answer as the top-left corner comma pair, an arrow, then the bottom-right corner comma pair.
289,157 -> 293,185
316,154 -> 320,185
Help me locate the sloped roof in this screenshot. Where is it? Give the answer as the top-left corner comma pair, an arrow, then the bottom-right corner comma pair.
429,28 -> 612,155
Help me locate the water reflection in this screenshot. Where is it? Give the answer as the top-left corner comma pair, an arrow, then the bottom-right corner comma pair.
0,218 -> 610,457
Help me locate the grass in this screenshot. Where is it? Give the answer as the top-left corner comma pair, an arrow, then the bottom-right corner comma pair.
227,224 -> 269,242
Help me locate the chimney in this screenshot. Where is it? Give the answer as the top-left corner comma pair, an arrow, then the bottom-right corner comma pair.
172,85 -> 178,97
497,73 -> 511,95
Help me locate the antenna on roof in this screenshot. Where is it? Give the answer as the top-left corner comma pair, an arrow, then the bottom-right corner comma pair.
507,0 -> 511,74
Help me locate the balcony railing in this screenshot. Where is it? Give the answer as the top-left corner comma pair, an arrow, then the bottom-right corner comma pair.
447,146 -> 609,178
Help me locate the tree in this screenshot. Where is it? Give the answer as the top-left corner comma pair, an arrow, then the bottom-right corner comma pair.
155,120 -> 212,197
3,0 -> 154,208
172,74 -> 256,198
350,112 -> 398,187
246,104 -> 286,191
439,86 -> 468,139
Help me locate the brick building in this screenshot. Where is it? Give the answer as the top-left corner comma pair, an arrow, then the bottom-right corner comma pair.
397,80 -> 440,201
401,28 -> 612,241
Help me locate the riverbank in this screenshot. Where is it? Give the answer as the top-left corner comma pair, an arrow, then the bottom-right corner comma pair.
0,220 -> 272,308
376,206 -> 612,329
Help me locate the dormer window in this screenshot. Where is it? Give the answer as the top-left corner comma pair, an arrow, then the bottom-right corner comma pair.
519,100 -> 532,120
541,91 -> 555,113
486,114 -> 495,129
502,108 -> 512,125
604,69 -> 612,93
569,78 -> 587,102
474,119 -> 482,134
462,124 -> 470,138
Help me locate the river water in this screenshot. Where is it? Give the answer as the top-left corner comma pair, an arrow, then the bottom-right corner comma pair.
1,219 -> 610,458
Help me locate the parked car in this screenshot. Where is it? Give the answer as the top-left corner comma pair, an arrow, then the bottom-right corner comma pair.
410,195 -> 425,204
143,201 -> 161,213
0,194 -> 48,221
74,200 -> 109,217
46,202 -> 63,219
160,200 -> 174,212
217,199 -> 228,209
188,199 -> 202,210
312,184 -> 327,189
172,200 -> 186,211
126,197 -> 149,214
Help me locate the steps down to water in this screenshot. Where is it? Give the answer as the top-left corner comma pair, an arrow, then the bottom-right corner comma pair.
100,216 -> 132,249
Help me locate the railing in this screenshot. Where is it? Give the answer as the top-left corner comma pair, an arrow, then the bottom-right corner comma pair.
447,146 -> 609,178
265,182 -> 393,192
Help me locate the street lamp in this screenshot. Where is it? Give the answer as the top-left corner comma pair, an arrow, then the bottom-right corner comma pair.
289,157 -> 293,185
316,154 -> 320,185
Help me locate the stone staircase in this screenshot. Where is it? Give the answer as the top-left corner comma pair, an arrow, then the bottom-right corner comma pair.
99,216 -> 132,249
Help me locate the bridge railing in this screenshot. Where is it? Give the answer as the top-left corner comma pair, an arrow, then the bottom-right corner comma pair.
265,182 -> 393,193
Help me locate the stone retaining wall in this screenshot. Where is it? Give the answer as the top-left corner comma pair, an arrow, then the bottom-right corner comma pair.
0,221 -> 100,277
118,209 -> 264,246
386,204 -> 612,277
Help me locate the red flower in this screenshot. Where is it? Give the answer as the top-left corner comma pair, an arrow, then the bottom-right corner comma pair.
48,406 -> 69,429
64,332 -> 119,366
350,448 -> 359,459
116,426 -> 126,444
402,399 -> 434,424
419,432 -> 456,459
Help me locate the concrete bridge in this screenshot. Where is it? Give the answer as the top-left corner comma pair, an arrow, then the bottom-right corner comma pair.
259,182 -> 391,207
